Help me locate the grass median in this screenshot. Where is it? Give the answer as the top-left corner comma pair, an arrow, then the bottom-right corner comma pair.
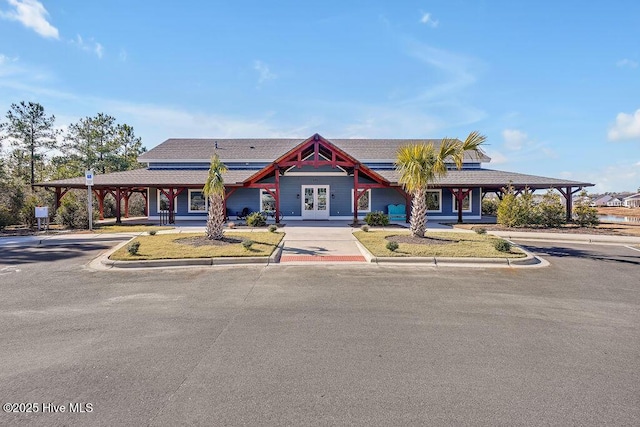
110,231 -> 284,260
94,225 -> 174,233
353,230 -> 525,258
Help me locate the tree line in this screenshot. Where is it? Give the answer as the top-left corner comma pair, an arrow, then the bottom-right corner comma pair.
0,101 -> 146,229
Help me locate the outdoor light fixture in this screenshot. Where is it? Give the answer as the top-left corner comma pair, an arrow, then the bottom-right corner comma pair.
331,193 -> 335,199
296,194 -> 300,199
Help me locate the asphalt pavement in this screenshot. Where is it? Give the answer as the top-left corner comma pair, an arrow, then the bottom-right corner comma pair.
0,237 -> 638,426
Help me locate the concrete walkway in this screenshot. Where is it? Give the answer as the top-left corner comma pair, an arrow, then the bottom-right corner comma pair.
279,221 -> 365,262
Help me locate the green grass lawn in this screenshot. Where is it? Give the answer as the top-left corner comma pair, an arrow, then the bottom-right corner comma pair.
95,224 -> 174,233
109,231 -> 284,260
353,231 -> 525,258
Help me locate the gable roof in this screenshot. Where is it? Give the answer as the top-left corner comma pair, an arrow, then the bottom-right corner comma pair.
139,137 -> 492,163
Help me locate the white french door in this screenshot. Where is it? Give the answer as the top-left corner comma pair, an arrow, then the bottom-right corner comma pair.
301,185 -> 330,220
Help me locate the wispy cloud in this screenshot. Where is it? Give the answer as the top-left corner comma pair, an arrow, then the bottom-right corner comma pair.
419,12 -> 439,28
119,49 -> 127,62
70,34 -> 104,58
0,0 -> 58,39
253,60 -> 276,84
608,109 -> 640,141
502,129 -> 528,150
401,39 -> 479,103
616,58 -> 638,69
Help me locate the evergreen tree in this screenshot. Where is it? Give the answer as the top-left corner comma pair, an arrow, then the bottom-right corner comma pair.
0,101 -> 59,186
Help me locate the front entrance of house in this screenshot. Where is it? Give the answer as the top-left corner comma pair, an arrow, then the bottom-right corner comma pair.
301,185 -> 330,220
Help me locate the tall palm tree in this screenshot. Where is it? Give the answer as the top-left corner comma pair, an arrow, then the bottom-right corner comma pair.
395,131 -> 487,237
203,154 -> 227,240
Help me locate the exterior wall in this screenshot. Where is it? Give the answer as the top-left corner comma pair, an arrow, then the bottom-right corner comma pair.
147,184 -> 482,221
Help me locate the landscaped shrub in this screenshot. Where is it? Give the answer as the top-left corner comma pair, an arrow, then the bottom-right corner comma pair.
364,211 -> 389,226
386,241 -> 399,252
474,227 -> 487,235
538,189 -> 566,228
241,239 -> 254,249
55,190 -> 97,229
268,224 -> 277,232
0,206 -> 11,230
361,224 -> 370,232
497,185 -> 538,227
246,212 -> 266,227
493,239 -> 511,252
148,230 -> 157,235
127,241 -> 141,255
482,198 -> 499,216
573,190 -> 599,227
19,194 -> 41,229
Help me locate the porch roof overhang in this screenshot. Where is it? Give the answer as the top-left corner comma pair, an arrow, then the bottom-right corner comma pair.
33,168 -> 256,189
375,168 -> 594,189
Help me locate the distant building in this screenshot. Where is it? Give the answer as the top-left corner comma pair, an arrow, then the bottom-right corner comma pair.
623,193 -> 640,208
591,195 -> 623,207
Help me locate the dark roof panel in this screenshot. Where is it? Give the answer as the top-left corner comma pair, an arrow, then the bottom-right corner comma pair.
139,138 -> 491,163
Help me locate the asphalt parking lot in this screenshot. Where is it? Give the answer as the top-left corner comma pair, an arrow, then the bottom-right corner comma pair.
0,239 -> 638,426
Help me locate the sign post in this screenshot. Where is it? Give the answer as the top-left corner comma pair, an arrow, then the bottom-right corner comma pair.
85,170 -> 94,231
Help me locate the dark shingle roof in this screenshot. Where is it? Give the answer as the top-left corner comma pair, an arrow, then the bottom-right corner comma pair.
376,169 -> 592,188
139,138 -> 491,163
35,168 -> 255,187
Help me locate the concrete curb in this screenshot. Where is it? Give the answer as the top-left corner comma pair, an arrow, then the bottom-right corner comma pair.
488,231 -> 640,245
354,238 -> 547,268
92,235 -> 284,270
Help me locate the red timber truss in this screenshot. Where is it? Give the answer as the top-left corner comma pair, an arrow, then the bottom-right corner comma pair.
237,133 -> 409,223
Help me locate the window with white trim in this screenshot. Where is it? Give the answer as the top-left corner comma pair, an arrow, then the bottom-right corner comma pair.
157,190 -> 178,213
260,189 -> 276,212
351,189 -> 371,213
426,190 -> 442,212
452,191 -> 472,212
188,190 -> 207,213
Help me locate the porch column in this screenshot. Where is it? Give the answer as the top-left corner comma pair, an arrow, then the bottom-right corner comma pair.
353,167 -> 359,223
93,189 -> 106,220
123,190 -> 130,218
141,191 -> 148,216
275,168 -> 281,224
565,186 -> 573,222
115,187 -> 122,224
168,187 -> 175,224
55,187 -> 62,209
450,188 -> 471,224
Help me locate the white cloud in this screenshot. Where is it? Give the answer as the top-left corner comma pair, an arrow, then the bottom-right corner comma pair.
419,12 -> 439,28
616,58 -> 638,68
70,34 -> 104,58
608,109 -> 640,141
0,0 -> 58,39
119,49 -> 127,62
484,150 -> 508,164
502,129 -> 528,150
253,60 -> 276,84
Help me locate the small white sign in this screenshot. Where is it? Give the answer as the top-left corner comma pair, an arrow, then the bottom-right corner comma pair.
35,206 -> 49,218
85,170 -> 94,186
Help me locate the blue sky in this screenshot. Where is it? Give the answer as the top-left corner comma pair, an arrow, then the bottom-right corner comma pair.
1,0 -> 639,192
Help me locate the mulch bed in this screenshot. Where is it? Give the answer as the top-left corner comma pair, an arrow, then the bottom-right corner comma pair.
385,235 -> 457,245
175,236 -> 243,247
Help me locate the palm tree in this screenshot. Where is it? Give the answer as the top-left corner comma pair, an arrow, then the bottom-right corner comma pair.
395,131 -> 487,237
203,154 -> 227,240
